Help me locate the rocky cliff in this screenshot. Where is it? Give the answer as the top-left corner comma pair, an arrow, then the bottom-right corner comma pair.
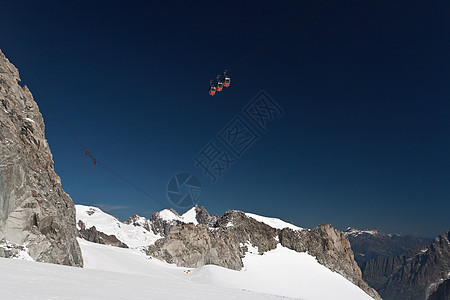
362,230 -> 450,300
0,50 -> 83,266
146,209 -> 381,299
428,278 -> 450,300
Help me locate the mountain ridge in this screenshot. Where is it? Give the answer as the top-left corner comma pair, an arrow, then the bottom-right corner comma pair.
76,204 -> 381,299
361,229 -> 450,300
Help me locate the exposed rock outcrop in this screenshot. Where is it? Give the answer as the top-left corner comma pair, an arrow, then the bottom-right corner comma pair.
147,222 -> 244,270
0,50 -> 83,266
146,209 -> 381,299
149,208 -> 183,236
428,278 -> 450,300
194,205 -> 219,227
78,220 -> 128,248
124,214 -> 152,232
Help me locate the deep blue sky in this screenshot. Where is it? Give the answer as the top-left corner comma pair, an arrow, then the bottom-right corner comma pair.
1,0 -> 449,237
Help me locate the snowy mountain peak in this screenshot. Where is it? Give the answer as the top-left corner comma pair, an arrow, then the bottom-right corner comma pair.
344,227 -> 382,237
155,207 -> 199,225
75,205 -> 160,248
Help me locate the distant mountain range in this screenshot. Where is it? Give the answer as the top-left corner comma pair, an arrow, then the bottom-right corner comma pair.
346,227 -> 450,300
344,227 -> 431,266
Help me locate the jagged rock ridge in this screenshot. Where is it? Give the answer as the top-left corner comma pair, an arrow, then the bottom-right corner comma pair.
0,50 -> 83,266
145,208 -> 381,300
361,230 -> 450,300
76,204 -> 380,298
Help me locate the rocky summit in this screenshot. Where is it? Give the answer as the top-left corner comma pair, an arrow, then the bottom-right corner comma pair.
0,50 -> 83,266
146,208 -> 381,300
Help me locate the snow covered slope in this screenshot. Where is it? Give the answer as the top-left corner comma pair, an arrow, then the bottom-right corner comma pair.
245,212 -> 303,230
78,238 -> 373,299
1,205 -> 376,299
190,244 -> 374,299
76,205 -> 160,248
0,255 -> 279,300
0,239 -> 374,299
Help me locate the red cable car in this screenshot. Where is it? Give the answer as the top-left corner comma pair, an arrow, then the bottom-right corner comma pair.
209,86 -> 216,96
216,81 -> 223,92
223,76 -> 231,87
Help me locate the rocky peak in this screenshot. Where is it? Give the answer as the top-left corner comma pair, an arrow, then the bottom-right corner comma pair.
194,204 -> 219,227
124,214 -> 152,232
146,209 -> 381,299
0,50 -> 83,266
149,209 -> 184,236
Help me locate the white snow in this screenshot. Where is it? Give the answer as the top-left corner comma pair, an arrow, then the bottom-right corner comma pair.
13,247 -> 34,261
76,205 -> 161,248
190,244 -> 374,300
129,214 -> 149,227
344,227 -> 380,236
0,205 -> 376,299
158,207 -> 199,225
24,117 -> 35,123
0,243 -> 34,261
158,208 -> 180,221
180,207 -> 199,225
0,252 -> 277,300
77,239 -> 374,300
245,212 -> 302,231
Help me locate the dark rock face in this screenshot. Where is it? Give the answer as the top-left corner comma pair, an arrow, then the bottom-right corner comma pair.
149,208 -> 183,236
428,279 -> 450,300
218,210 -> 279,254
345,228 -> 431,265
195,205 -> 219,227
78,220 -> 128,248
0,50 -> 83,266
361,230 -> 450,300
146,209 -> 381,299
147,223 -> 244,270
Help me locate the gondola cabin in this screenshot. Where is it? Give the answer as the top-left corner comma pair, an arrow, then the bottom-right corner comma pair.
216,81 -> 223,92
223,76 -> 231,87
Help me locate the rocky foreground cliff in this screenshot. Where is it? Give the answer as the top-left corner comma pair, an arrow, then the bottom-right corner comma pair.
0,50 -> 83,266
